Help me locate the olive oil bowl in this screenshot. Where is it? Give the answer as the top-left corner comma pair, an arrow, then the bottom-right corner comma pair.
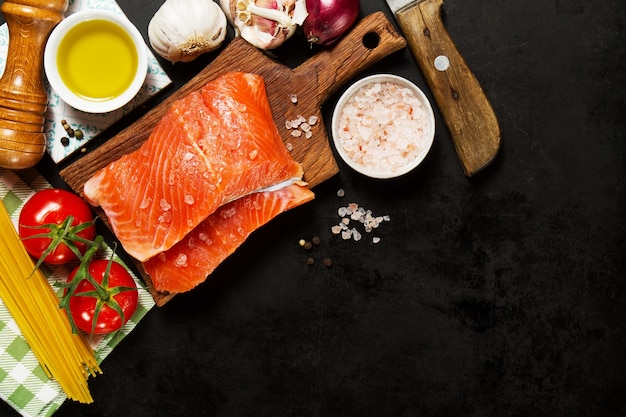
44,10 -> 148,114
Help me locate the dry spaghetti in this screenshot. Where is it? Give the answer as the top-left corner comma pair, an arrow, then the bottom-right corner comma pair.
0,202 -> 100,403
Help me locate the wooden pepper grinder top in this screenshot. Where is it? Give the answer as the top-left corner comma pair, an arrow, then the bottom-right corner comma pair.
0,0 -> 68,170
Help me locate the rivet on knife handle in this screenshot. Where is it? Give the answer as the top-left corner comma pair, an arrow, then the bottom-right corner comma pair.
390,0 -> 501,176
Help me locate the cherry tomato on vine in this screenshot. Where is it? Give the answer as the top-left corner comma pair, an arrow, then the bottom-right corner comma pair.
67,260 -> 138,335
18,188 -> 96,265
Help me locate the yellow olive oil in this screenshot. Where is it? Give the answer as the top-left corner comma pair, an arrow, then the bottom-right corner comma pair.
57,19 -> 138,102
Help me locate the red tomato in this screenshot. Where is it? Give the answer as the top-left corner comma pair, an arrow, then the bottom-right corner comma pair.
19,188 -> 96,264
67,260 -> 138,335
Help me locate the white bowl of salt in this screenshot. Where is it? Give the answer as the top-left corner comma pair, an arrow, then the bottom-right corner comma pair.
331,74 -> 435,179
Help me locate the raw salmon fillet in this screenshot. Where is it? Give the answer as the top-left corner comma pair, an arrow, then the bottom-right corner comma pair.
83,72 -> 303,262
143,182 -> 314,294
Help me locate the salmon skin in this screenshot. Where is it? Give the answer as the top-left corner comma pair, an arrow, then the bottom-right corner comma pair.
84,72 -> 304,262
143,182 -> 314,294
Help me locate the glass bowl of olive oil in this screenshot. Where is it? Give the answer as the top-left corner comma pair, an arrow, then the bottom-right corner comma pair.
44,10 -> 147,114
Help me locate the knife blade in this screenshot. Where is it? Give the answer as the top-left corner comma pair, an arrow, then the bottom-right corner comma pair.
385,0 -> 500,176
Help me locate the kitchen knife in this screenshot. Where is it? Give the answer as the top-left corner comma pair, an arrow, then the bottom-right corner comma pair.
385,0 -> 500,176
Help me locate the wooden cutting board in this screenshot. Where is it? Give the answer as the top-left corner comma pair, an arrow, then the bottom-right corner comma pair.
60,12 -> 406,305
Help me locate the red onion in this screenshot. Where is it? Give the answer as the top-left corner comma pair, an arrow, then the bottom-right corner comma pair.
302,0 -> 360,46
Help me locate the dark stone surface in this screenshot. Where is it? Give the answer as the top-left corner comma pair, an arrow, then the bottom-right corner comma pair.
1,0 -> 625,415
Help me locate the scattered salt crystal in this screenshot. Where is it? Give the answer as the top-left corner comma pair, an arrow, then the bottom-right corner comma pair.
139,196 -> 151,209
331,198 -> 389,244
290,94 -> 298,104
183,152 -> 194,161
220,206 -> 237,218
184,195 -> 195,205
198,232 -> 210,242
158,211 -> 172,224
286,142 -> 293,151
174,253 -> 188,268
285,114 -> 317,138
249,149 -> 258,159
160,198 -> 171,211
337,188 -> 345,197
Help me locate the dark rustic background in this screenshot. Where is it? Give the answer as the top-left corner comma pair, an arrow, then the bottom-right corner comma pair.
1,0 -> 625,415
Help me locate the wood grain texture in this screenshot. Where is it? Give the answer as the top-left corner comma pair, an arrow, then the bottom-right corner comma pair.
0,0 -> 67,170
60,12 -> 406,306
395,0 -> 500,176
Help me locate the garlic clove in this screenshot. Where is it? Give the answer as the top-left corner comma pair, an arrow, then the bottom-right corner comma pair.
148,0 -> 228,63
291,0 -> 308,25
220,0 -> 306,50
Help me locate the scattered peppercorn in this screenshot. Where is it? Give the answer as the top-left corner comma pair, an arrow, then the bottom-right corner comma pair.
299,236 -> 334,268
74,129 -> 84,140
60,137 -> 70,146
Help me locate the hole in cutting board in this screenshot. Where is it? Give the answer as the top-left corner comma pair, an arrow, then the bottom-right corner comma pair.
362,32 -> 380,50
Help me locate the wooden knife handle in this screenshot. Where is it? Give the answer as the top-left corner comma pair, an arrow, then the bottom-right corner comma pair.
395,0 -> 500,176
0,0 -> 67,170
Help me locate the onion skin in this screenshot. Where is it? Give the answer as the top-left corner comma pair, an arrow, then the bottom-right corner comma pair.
302,0 -> 360,46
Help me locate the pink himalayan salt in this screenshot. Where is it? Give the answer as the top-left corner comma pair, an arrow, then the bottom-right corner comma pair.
336,81 -> 429,174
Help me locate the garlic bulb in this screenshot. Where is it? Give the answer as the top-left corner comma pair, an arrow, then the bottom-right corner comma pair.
148,0 -> 228,63
220,0 -> 307,50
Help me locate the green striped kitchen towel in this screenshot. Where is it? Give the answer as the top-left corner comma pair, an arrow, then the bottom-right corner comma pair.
0,167 -> 155,417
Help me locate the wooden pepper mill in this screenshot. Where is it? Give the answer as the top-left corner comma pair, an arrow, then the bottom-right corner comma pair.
0,0 -> 68,170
